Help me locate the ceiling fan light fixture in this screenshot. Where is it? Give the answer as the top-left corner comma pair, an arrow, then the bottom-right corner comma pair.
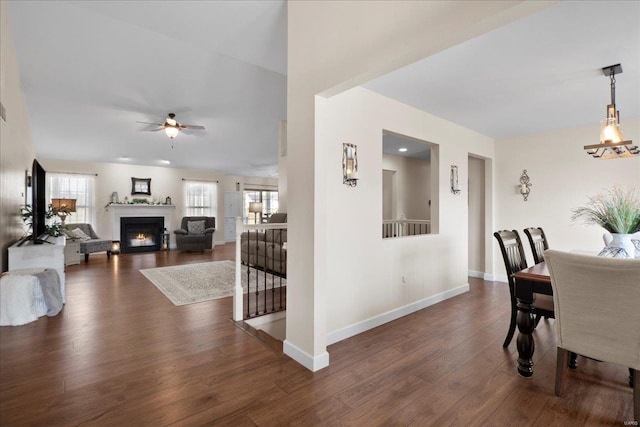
584,64 -> 638,159
165,126 -> 179,139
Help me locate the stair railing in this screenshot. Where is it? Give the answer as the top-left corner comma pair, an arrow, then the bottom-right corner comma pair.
233,217 -> 287,321
382,219 -> 431,239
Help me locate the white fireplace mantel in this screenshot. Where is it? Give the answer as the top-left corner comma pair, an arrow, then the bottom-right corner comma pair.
109,204 -> 176,241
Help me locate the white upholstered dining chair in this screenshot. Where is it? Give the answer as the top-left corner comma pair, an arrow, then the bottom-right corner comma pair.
545,249 -> 640,420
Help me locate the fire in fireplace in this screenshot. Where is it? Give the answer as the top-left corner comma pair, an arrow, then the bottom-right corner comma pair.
120,217 -> 164,253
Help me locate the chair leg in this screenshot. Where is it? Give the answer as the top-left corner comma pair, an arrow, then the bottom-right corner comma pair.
630,368 -> 634,388
634,368 -> 639,422
107,251 -> 111,259
503,284 -> 518,348
84,253 -> 89,262
569,352 -> 578,370
534,314 -> 542,327
503,302 -> 517,348
555,347 -> 569,396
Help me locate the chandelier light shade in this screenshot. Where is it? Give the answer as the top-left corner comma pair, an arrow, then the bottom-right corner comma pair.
584,64 -> 638,159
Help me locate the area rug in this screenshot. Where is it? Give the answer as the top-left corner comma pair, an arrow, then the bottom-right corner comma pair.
140,261 -> 285,306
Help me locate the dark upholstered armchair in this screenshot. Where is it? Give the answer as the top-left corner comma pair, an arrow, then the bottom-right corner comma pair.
174,217 -> 215,252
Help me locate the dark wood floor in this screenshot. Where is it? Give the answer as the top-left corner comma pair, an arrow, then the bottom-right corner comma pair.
0,244 -> 635,425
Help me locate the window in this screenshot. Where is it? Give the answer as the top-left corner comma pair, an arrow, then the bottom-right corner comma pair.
48,173 -> 96,225
184,180 -> 218,217
243,190 -> 279,224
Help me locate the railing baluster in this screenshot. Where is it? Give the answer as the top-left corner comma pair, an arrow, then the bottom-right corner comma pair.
382,219 -> 431,239
255,233 -> 260,316
246,232 -> 251,318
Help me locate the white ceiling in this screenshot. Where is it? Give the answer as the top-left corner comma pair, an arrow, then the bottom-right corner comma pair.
366,1 -> 640,140
7,1 -> 639,177
7,0 -> 287,177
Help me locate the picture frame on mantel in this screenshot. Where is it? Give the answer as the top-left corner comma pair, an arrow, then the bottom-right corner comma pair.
131,177 -> 151,195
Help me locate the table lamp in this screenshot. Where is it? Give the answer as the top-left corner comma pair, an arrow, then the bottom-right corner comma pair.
51,198 -> 76,226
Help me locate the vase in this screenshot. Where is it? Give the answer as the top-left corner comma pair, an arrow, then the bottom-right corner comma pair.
608,233 -> 635,258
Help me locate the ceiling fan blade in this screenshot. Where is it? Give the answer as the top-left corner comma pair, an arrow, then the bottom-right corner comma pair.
179,128 -> 194,135
137,124 -> 165,132
180,124 -> 205,130
136,121 -> 164,126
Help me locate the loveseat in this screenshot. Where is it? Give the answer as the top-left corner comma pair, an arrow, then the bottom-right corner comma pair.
65,223 -> 111,261
241,213 -> 287,276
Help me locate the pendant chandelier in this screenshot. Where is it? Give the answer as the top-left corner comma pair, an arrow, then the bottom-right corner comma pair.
584,64 -> 638,159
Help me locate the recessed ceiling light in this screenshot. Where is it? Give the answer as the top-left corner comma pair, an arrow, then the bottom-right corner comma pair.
160,160 -> 171,165
399,148 -> 408,152
120,156 -> 129,160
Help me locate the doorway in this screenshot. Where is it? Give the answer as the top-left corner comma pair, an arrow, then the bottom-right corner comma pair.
468,155 -> 486,277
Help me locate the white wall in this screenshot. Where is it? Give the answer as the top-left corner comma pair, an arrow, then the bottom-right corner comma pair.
37,158 -> 277,245
286,0 -> 548,370
278,120 -> 288,212
317,86 -> 494,341
0,0 -> 36,271
494,118 -> 640,278
382,153 -> 431,220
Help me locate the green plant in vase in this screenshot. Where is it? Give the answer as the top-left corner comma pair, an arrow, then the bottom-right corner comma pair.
20,204 -> 68,238
571,186 -> 640,257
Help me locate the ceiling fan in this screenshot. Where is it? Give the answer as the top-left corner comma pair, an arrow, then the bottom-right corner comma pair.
137,113 -> 205,141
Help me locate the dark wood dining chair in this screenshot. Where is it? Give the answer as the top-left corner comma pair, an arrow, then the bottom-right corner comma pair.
494,230 -> 555,348
524,227 -> 549,265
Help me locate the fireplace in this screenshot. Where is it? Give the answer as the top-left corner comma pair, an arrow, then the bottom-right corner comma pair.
120,217 -> 164,254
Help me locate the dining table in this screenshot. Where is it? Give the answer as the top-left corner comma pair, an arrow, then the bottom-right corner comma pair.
512,261 -> 566,377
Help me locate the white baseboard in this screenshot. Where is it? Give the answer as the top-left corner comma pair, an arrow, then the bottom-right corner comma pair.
493,274 -> 508,283
283,340 -> 330,372
326,283 -> 470,346
469,270 -> 498,281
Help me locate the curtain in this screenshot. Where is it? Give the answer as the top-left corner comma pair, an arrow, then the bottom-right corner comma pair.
184,181 -> 218,217
48,173 -> 96,225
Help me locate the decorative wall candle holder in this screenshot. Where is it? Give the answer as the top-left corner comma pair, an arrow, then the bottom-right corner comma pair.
450,165 -> 461,195
343,143 -> 359,187
519,170 -> 532,201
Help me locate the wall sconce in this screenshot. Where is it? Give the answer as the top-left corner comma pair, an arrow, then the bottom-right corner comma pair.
519,170 -> 532,201
343,143 -> 359,187
450,165 -> 461,195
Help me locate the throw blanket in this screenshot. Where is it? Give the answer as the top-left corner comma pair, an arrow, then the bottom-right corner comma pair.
0,269 -> 63,326
0,274 -> 39,326
34,269 -> 63,316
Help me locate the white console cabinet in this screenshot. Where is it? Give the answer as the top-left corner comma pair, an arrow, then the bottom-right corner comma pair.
64,239 -> 82,266
8,236 -> 66,303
